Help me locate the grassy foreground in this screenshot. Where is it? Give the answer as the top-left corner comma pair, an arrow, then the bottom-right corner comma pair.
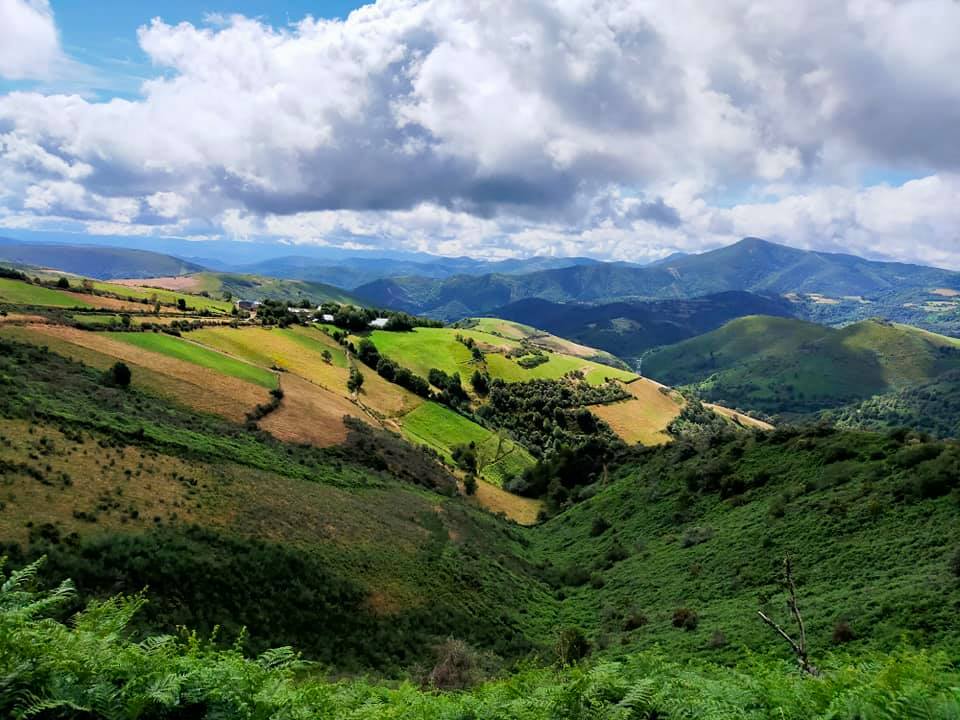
2,565 -> 959,719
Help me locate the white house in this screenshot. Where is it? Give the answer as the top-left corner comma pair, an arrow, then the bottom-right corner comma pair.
369,317 -> 390,329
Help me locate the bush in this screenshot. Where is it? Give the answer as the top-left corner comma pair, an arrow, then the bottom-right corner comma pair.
590,517 -> 611,537
555,627 -> 591,667
672,608 -> 699,631
425,638 -> 482,691
103,362 -> 131,388
832,621 -> 855,644
622,610 -> 648,631
680,526 -> 715,548
707,630 -> 729,648
56,277 -> 70,289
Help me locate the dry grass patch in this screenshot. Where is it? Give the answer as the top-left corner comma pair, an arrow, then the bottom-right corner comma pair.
592,378 -> 683,446
259,374 -> 371,447
705,403 -> 774,430
113,276 -> 202,292
471,480 -> 542,525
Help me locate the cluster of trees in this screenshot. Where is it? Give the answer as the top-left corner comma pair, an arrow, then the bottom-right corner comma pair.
0,265 -> 28,281
356,338 -> 432,397
476,376 -> 627,459
455,333 -> 485,362
320,302 -> 443,332
429,368 -> 470,407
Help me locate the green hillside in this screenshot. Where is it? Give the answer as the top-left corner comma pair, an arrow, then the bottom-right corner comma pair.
644,316 -> 960,415
0,238 -> 204,279
353,238 -> 960,321
195,271 -> 361,305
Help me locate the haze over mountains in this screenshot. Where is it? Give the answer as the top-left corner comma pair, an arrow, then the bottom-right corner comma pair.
352,238 -> 960,318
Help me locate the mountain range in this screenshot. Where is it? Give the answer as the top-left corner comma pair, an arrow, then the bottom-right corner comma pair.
353,237 -> 960,319
0,237 -> 205,279
485,291 -> 797,360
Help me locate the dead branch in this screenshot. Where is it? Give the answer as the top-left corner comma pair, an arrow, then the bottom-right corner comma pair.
757,557 -> 820,677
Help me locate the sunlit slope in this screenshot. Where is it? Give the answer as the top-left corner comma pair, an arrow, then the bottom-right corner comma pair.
645,315 -> 960,414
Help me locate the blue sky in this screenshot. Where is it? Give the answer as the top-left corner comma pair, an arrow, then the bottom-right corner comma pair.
1,1 -> 367,97
0,0 -> 957,266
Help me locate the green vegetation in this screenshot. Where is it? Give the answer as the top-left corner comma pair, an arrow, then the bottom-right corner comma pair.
0,277 -> 92,308
825,369 -> 960,438
197,272 -> 361,305
110,332 -> 278,389
645,316 -> 960,416
4,570 -> 960,720
401,402 -> 535,486
90,280 -> 234,313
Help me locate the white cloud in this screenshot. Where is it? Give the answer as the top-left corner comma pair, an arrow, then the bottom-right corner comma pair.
0,0 -> 958,266
0,0 -> 61,80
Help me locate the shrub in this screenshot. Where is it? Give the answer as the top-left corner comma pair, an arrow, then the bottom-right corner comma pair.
425,638 -> 482,691
672,608 -> 699,631
680,526 -> 715,548
346,367 -> 364,393
622,610 -> 648,631
56,277 -> 70,289
590,517 -> 611,537
463,474 -> 478,496
555,627 -> 591,667
707,630 -> 728,648
832,621 -> 855,644
103,362 -> 131,388
949,547 -> 960,578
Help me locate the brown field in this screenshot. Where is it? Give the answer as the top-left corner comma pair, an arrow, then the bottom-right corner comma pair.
0,313 -> 47,324
706,403 -> 774,430
11,325 -> 270,422
471,480 -> 543,525
0,416 -> 469,611
113,276 -> 202,292
592,378 -> 683,445
259,373 -> 371,447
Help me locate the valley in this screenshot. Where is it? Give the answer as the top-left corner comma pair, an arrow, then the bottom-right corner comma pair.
3,241 -> 960,716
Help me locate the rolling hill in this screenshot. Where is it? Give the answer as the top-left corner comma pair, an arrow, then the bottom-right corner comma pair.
486,291 -> 797,361
239,254 -> 607,289
353,237 -> 960,319
115,271 -> 361,305
0,237 -> 205,279
644,316 -> 960,415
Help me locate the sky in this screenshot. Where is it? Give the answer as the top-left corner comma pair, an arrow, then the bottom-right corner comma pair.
0,0 -> 958,266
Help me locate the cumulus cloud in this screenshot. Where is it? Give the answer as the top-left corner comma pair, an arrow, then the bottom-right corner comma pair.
0,0 -> 958,265
0,0 -> 61,79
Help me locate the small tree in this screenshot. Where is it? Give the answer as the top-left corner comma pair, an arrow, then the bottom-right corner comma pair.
346,366 -> 364,394
56,277 -> 70,289
463,474 -> 478,496
470,370 -> 489,396
321,349 -> 333,364
176,298 -> 187,311
555,627 -> 591,667
105,361 -> 131,388
120,314 -> 132,328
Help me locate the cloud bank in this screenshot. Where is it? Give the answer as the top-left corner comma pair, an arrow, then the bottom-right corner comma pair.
0,0 -> 958,265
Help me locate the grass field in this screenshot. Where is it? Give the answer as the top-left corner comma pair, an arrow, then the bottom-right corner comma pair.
366,326 -> 636,386
91,280 -> 234,314
111,332 -> 278,389
368,328 -> 478,378
0,278 -> 92,308
400,402 -> 535,487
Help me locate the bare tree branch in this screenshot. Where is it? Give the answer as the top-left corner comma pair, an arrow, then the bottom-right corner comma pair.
757,557 -> 820,677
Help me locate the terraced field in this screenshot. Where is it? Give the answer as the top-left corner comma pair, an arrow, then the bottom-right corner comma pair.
366,326 -> 636,386
0,325 -> 271,422
92,279 -> 234,314
0,278 -> 92,308
110,332 -> 278,389
400,402 -> 536,488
